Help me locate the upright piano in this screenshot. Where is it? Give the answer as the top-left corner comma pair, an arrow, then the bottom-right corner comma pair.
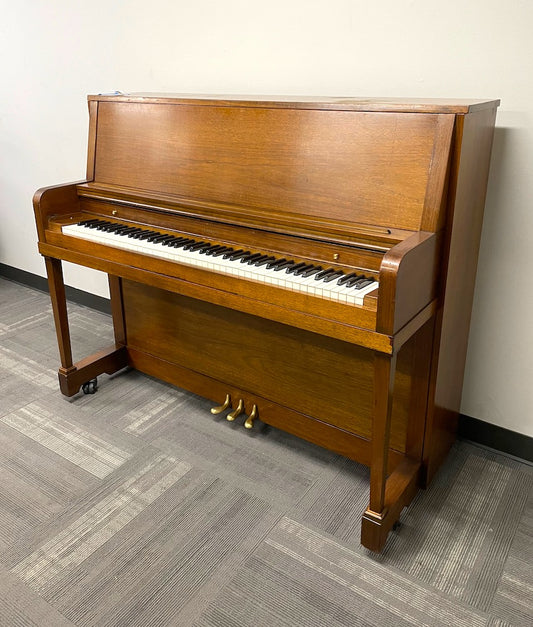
34,94 -> 499,551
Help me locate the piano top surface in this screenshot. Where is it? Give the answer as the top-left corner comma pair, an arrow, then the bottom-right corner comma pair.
89,93 -> 500,114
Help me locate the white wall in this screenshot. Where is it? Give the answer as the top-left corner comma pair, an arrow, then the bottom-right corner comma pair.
1,0 -> 532,437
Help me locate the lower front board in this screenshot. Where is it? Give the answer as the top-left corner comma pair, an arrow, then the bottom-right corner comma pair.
120,279 -> 417,456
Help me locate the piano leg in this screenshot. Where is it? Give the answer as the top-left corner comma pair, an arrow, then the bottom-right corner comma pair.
361,351 -> 421,552
44,257 -> 128,396
45,257 -> 75,373
108,275 -> 127,345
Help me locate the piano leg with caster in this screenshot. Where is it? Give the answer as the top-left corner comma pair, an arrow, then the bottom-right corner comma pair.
44,257 -> 129,396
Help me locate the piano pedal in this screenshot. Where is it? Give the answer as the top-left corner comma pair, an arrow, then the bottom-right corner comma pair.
210,393 -> 231,415
81,378 -> 98,394
244,404 -> 258,429
226,398 -> 244,422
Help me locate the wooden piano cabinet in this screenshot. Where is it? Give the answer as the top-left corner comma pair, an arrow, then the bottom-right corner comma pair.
34,95 -> 499,552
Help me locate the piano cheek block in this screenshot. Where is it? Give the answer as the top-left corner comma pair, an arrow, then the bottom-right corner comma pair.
36,93 -> 499,552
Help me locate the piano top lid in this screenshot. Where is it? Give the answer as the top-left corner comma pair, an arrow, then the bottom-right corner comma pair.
88,93 -> 500,114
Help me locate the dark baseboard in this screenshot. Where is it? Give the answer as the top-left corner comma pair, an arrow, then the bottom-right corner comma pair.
458,414 -> 532,464
1,264 -> 531,463
0,263 -> 111,315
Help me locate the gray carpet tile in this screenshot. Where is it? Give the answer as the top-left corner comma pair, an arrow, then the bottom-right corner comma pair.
0,277 -> 532,626
491,485 -> 533,626
0,563 -> 75,627
196,517 -> 508,627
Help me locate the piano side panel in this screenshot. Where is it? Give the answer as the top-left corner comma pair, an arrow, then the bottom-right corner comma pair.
92,102 -> 449,232
423,105 -> 498,484
119,279 -> 419,455
86,100 -> 98,180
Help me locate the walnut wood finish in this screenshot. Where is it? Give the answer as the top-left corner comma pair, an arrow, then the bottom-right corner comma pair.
92,102 -> 452,233
34,94 -> 499,552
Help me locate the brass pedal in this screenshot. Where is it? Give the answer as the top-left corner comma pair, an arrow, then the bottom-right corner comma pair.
210,393 -> 231,415
244,404 -> 258,429
226,398 -> 244,422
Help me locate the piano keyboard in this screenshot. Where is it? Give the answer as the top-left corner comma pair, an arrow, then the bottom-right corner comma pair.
62,219 -> 379,305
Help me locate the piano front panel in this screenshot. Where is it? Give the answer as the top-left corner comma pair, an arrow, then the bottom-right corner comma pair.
120,279 -> 418,454
93,101 -> 453,232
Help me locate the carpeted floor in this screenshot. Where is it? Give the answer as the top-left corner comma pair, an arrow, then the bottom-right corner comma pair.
0,276 -> 531,626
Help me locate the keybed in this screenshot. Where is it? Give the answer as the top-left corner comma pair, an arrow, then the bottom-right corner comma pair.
62,218 -> 379,305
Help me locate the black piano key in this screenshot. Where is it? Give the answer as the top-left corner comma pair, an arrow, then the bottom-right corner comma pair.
150,234 -> 174,243
204,244 -> 225,256
199,244 -> 216,254
228,250 -> 251,261
300,265 -> 323,278
337,272 -> 359,286
345,276 -> 369,288
162,237 -> 184,246
249,253 -> 267,264
223,248 -> 242,259
172,238 -> 196,248
322,270 -> 344,283
79,219 -> 101,227
146,233 -> 166,242
95,221 -> 114,230
293,263 -> 315,276
240,253 -> 262,264
249,254 -> 270,265
167,237 -> 190,247
184,241 -> 205,251
126,228 -> 145,237
274,260 -> 295,271
266,258 -> 287,269
254,255 -> 276,267
107,224 -> 126,233
314,268 -> 336,281
286,262 -> 308,274
116,226 -> 139,235
212,247 -> 233,257
132,228 -> 156,239
352,279 -> 374,290
137,231 -> 160,240
83,219 -> 105,228
159,236 -> 181,246
222,248 -> 240,259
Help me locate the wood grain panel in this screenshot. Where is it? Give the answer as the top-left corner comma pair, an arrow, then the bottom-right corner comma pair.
94,102 -> 448,232
423,106 -> 498,483
121,280 -> 415,452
